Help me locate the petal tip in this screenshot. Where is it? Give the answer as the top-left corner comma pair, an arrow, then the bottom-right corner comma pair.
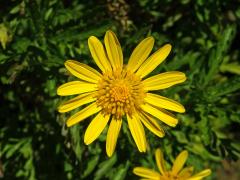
133,167 -> 139,174
206,169 -> 212,175
180,106 -> 186,113
88,35 -> 96,39
106,150 -> 113,157
84,133 -> 91,145
66,117 -> 78,127
64,60 -> 72,69
181,73 -> 187,82
171,121 -> 178,127
106,30 -> 115,35
57,106 -> 64,113
162,43 -> 172,54
147,36 -> 155,41
64,59 -> 71,64
106,143 -> 114,157
64,59 -> 76,66
158,132 -> 165,138
165,43 -> 172,49
181,150 -> 188,157
66,121 -> 73,127
88,36 -> 97,43
84,139 -> 90,145
56,88 -> 62,96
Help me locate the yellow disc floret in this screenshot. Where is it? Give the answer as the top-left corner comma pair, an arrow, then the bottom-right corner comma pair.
96,68 -> 146,119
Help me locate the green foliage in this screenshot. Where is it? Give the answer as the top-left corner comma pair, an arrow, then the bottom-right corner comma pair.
1,0 -> 240,179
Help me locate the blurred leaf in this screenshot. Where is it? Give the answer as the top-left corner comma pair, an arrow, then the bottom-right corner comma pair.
0,54 -> 9,64
94,154 -> 117,180
220,62 -> 240,75
51,23 -> 111,43
203,25 -> 236,86
209,76 -> 240,98
112,161 -> 130,180
0,24 -> 10,49
82,155 -> 99,178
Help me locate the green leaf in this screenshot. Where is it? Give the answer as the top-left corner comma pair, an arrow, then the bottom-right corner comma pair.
0,54 -> 9,64
112,161 -> 130,180
51,23 -> 111,43
3,139 -> 26,158
94,154 -> 117,180
82,155 -> 99,178
203,25 -> 236,86
70,125 -> 83,161
209,76 -> 240,98
220,62 -> 240,75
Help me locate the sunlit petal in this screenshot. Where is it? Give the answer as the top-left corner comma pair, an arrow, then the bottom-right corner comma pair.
127,114 -> 147,152
104,30 -> 123,70
127,37 -> 154,72
106,118 -> 122,157
136,44 -> 172,78
155,148 -> 166,175
143,71 -> 186,91
58,92 -> 96,113
88,36 -> 112,72
145,93 -> 185,113
172,150 -> 188,175
139,112 -> 165,138
186,169 -> 212,180
66,102 -> 101,127
133,167 -> 161,179
179,166 -> 194,179
84,113 -> 110,145
65,60 -> 101,83
57,81 -> 97,96
141,103 -> 178,127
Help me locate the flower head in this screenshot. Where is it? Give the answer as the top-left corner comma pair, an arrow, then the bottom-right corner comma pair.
57,30 -> 186,156
133,148 -> 212,180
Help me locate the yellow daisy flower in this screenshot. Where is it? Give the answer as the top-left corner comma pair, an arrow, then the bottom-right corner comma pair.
57,30 -> 186,157
133,148 -> 212,180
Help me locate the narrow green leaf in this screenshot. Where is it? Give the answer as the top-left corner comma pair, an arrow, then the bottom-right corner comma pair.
94,154 -> 117,180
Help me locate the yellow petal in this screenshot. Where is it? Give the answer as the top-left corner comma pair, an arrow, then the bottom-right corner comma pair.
127,37 -> 154,72
145,93 -> 185,113
104,30 -> 123,70
66,102 -> 101,127
88,36 -> 112,72
155,148 -> 166,175
65,60 -> 101,83
143,71 -> 186,91
106,118 -> 122,157
58,92 -> 96,113
84,113 -> 110,145
57,81 -> 97,96
133,167 -> 161,179
187,169 -> 212,180
179,166 -> 194,179
136,44 -> 172,78
127,114 -> 147,152
172,150 -> 188,175
139,112 -> 165,138
141,104 -> 178,127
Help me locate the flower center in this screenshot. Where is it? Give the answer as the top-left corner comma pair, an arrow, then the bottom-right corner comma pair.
96,68 -> 145,119
111,82 -> 129,102
162,172 -> 180,180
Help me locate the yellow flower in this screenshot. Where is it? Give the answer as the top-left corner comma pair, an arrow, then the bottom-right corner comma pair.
133,148 -> 212,180
57,30 -> 186,157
